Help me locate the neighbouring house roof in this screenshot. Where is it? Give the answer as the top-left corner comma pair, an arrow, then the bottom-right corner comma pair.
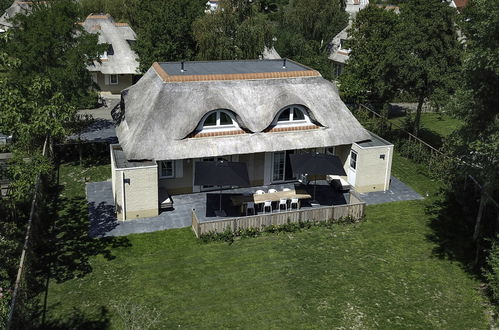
328,22 -> 351,64
345,0 -> 369,16
450,0 -> 469,10
115,59 -> 371,161
0,1 -> 33,29
262,46 -> 281,60
82,14 -> 139,75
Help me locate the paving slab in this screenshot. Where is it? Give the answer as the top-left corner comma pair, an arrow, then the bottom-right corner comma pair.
358,176 -> 423,205
86,176 -> 422,237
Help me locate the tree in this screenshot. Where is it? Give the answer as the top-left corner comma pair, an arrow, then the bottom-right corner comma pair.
274,0 -> 347,79
192,0 -> 274,60
4,0 -> 105,108
339,5 -> 399,105
444,0 -> 499,217
394,0 -> 462,135
79,0 -> 140,24
133,0 -> 206,72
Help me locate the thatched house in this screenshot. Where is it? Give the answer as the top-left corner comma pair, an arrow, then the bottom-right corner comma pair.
82,14 -> 139,94
328,22 -> 351,80
0,0 -> 33,31
110,59 -> 393,220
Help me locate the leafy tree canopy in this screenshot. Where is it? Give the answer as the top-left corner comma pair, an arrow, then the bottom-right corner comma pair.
133,0 -> 206,72
4,0 -> 105,108
339,0 -> 462,135
443,0 -> 499,188
339,5 -> 399,104
274,0 -> 348,80
193,0 -> 274,61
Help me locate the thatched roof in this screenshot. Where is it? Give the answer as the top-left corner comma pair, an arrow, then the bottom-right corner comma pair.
115,60 -> 371,161
0,1 -> 32,29
82,14 -> 139,75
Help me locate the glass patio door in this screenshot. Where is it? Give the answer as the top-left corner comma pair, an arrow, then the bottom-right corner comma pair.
272,151 -> 285,182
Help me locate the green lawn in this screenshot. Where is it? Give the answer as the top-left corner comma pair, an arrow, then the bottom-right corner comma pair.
40,155 -> 492,328
390,112 -> 463,148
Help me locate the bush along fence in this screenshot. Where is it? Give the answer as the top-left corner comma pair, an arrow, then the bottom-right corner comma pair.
353,103 -> 499,267
191,192 -> 366,239
4,142 -> 49,330
352,103 -> 451,180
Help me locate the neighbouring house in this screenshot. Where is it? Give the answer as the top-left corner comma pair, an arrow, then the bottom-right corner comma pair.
0,0 -> 33,31
205,0 -> 219,12
0,132 -> 12,145
328,21 -> 351,80
329,4 -> 399,80
345,0 -> 369,16
82,14 -> 140,94
449,0 -> 469,11
261,46 -> 281,60
110,59 -> 393,220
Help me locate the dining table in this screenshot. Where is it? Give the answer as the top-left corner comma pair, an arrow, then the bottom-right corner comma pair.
230,189 -> 312,213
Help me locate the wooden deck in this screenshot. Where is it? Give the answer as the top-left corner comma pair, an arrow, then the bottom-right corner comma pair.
191,191 -> 366,237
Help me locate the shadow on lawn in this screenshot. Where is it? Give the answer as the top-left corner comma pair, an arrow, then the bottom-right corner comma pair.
425,191 -> 478,273
34,306 -> 111,330
36,195 -> 131,283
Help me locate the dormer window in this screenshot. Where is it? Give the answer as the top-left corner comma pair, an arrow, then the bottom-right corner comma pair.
274,106 -> 311,126
198,109 -> 240,132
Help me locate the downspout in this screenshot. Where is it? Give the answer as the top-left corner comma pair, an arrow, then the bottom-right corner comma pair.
122,171 -> 126,221
384,146 -> 391,191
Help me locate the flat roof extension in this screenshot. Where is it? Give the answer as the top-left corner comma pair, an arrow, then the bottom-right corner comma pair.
356,132 -> 393,148
112,145 -> 155,169
153,59 -> 320,83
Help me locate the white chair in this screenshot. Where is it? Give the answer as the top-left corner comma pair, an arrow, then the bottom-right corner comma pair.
263,201 -> 272,213
268,188 -> 277,193
255,190 -> 265,195
290,198 -> 300,210
246,202 -> 255,215
282,188 -> 292,192
278,198 -> 287,211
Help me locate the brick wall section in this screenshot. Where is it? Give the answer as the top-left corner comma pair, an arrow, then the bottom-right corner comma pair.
189,129 -> 246,138
264,125 -> 320,133
188,125 -> 320,138
152,62 -> 321,83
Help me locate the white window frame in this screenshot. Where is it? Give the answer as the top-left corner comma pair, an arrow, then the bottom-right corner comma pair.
159,160 -> 175,178
349,150 -> 357,170
197,110 -> 240,132
273,105 -> 311,128
110,74 -> 119,85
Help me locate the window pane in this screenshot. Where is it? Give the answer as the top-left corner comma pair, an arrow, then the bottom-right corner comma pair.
293,108 -> 305,120
277,108 -> 291,122
350,151 -> 357,170
272,152 -> 285,181
219,111 -> 233,125
204,113 -> 217,126
110,74 -> 118,84
161,161 -> 174,177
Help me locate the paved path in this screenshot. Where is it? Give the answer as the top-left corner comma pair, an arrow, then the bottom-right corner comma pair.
68,97 -> 120,143
358,177 -> 423,205
86,176 -> 422,237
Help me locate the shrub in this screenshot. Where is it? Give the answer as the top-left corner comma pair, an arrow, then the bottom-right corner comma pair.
484,237 -> 499,307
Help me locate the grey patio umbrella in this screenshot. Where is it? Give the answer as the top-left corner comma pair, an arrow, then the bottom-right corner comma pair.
194,160 -> 250,216
289,153 -> 346,202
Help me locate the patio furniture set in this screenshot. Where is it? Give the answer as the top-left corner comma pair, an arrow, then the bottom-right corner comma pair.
230,188 -> 312,215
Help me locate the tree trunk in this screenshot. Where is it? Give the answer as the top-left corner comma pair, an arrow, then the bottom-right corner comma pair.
473,192 -> 487,241
413,94 -> 424,136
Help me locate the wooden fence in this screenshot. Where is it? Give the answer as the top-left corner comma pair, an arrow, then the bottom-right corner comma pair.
191,192 -> 366,237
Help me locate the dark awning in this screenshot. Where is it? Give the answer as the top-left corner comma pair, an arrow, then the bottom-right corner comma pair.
289,153 -> 346,177
194,161 -> 250,187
